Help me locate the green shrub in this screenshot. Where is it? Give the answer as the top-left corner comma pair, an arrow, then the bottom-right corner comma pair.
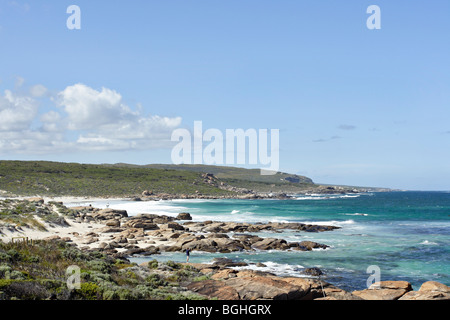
102,289 -> 119,300
86,259 -> 111,273
39,279 -> 64,290
86,271 -> 113,284
0,279 -> 14,288
61,247 -> 88,262
0,280 -> 49,300
145,273 -> 167,288
0,252 -> 11,262
193,275 -> 210,282
117,287 -> 134,300
146,259 -> 158,269
0,264 -> 12,278
77,282 -> 99,300
26,255 -> 41,263
6,249 -> 21,261
165,260 -> 181,269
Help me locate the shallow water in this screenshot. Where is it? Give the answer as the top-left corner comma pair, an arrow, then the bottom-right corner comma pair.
67,191 -> 450,291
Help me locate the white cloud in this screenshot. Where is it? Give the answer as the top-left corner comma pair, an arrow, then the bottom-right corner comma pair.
56,83 -> 135,130
56,83 -> 182,150
14,76 -> 25,88
30,84 -> 48,97
0,130 -> 67,153
40,110 -> 62,132
0,90 -> 38,131
0,82 -> 182,154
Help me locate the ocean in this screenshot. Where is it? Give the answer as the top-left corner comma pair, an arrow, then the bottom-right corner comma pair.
67,191 -> 450,292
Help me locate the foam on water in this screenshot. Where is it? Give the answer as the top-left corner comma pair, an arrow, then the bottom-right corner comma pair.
64,192 -> 450,290
231,261 -> 307,277
420,240 -> 438,245
65,199 -> 189,217
294,193 -> 362,200
306,219 -> 356,228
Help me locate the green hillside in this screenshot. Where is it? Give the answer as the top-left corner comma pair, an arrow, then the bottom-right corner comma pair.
138,164 -> 313,184
0,161 -> 235,197
0,161 -> 315,197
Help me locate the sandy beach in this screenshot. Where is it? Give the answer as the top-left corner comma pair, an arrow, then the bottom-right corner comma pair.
0,197 -> 178,253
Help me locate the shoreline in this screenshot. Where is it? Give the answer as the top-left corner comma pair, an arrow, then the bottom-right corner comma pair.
1,196 -> 448,300
0,183 -> 392,203
0,197 -> 339,255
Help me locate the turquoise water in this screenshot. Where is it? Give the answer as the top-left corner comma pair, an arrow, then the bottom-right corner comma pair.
71,191 -> 450,291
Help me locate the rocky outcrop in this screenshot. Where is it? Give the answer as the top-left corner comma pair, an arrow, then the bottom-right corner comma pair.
186,280 -> 241,300
185,267 -> 362,300
176,212 -> 192,220
1,199 -> 336,257
180,264 -> 449,300
351,280 -> 449,300
121,213 -> 178,230
26,197 -> 45,204
183,220 -> 339,234
2,199 -> 447,301
398,281 -> 450,300
251,237 -> 290,250
91,208 -> 128,220
352,281 -> 414,300
164,232 -> 329,253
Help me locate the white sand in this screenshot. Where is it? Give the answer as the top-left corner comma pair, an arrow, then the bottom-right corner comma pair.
0,213 -> 175,252
1,216 -> 102,246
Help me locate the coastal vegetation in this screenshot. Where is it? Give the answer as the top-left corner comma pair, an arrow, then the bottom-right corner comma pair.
0,160 -> 377,198
0,160 -> 317,198
0,239 -> 207,300
0,161 -> 235,197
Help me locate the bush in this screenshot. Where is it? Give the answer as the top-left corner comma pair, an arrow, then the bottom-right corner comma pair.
0,252 -> 11,262
0,280 -> 49,300
102,288 -> 120,300
62,247 -> 88,262
100,284 -> 136,300
84,271 -> 113,284
76,282 -> 100,300
146,259 -> 158,269
193,275 -> 210,282
9,270 -> 27,280
165,260 -> 181,269
6,249 -> 21,261
26,255 -> 41,263
145,273 -> 167,288
0,264 -> 12,278
86,259 -> 111,274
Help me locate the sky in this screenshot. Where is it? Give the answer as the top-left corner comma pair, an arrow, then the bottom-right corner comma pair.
0,0 -> 449,190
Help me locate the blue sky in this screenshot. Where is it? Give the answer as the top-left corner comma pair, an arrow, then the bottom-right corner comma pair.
0,0 -> 449,190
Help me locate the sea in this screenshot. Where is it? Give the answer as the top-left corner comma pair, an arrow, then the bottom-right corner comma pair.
66,191 -> 450,292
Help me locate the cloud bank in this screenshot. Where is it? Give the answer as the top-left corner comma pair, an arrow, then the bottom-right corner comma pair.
0,82 -> 182,154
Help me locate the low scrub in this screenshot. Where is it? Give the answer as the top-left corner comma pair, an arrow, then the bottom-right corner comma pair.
0,239 -> 207,300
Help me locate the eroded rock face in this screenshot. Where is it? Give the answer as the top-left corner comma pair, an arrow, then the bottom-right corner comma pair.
187,280 -> 240,300
183,264 -> 450,301
352,281 -> 413,300
398,281 -> 450,300
185,268 -> 361,300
